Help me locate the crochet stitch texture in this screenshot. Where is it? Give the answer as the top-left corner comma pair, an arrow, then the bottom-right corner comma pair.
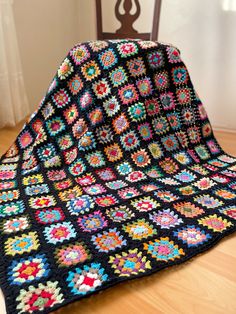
0,39 -> 236,314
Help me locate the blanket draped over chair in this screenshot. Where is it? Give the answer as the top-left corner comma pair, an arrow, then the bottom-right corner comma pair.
0,39 -> 236,314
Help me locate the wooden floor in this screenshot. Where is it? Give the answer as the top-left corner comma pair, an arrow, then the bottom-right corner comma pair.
0,122 -> 236,314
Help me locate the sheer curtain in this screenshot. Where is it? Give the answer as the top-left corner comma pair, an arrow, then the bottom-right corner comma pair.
0,0 -> 29,128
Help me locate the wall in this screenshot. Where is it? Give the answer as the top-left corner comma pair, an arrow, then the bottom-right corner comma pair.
13,0 -> 79,110
77,0 -> 236,131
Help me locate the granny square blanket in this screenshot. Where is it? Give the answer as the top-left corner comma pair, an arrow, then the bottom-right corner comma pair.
0,39 -> 236,314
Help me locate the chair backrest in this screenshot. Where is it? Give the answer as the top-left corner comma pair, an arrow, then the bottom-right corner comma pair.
96,0 -> 162,41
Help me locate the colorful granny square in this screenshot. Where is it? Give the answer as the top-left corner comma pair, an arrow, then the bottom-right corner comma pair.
67,74 -> 83,95
176,87 -> 192,105
173,225 -> 211,247
46,117 -> 65,136
103,96 -> 120,117
70,44 -> 90,65
18,131 -> 33,149
110,66 -> 127,87
131,149 -> 151,167
8,254 -> 50,285
128,102 -> 146,121
92,228 -> 126,252
66,195 -> 94,215
86,151 -> 106,168
109,248 -> 151,277
93,79 -> 110,99
43,222 -> 76,245
88,107 -> 103,126
63,104 -> 78,124
152,116 -> 169,134
16,281 -> 64,313
144,237 -> 185,261
154,71 -> 169,89
58,58 -> 73,80
123,219 -> 157,240
96,125 -> 114,144
67,263 -> 108,295
161,134 -> 179,151
136,77 -> 153,97
147,50 -> 164,69
120,131 -> 140,151
173,202 -> 204,218
79,90 -> 93,110
52,89 -> 70,108
1,215 -> 30,234
4,232 -> 39,256
77,210 -> 108,232
145,98 -> 160,116
119,84 -> 138,104
160,91 -> 176,110
99,48 -> 118,69
104,143 -> 123,162
55,242 -> 91,267
172,66 -> 189,85
198,214 -> 232,232
127,57 -> 146,77
117,42 -> 138,57
112,113 -> 129,134
106,205 -> 134,222
82,60 -> 101,81
35,207 -> 65,224
149,209 -> 183,229
166,46 -> 181,63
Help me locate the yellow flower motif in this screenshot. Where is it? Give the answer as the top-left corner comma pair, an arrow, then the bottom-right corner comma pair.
29,195 -> 56,209
58,186 -> 82,202
148,142 -> 162,159
123,219 -> 157,240
0,189 -> 19,204
198,214 -> 232,232
4,232 -> 39,256
23,174 -> 44,186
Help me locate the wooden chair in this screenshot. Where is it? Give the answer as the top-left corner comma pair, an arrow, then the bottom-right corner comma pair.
96,0 -> 162,41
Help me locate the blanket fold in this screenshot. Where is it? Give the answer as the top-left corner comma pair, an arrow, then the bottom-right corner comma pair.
0,39 -> 236,314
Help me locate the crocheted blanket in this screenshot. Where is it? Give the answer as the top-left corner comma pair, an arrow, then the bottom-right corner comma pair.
0,39 -> 236,314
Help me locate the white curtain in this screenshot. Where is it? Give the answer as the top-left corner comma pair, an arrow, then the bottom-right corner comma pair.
0,0 -> 29,128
